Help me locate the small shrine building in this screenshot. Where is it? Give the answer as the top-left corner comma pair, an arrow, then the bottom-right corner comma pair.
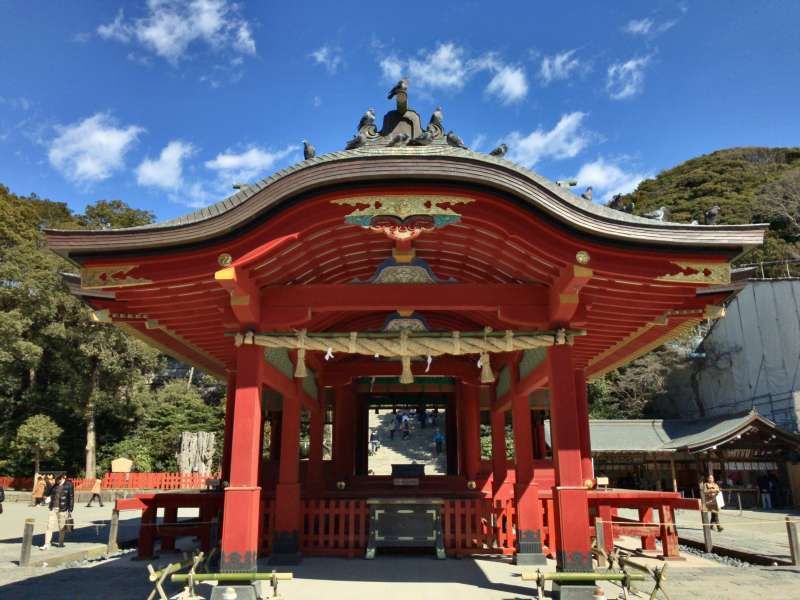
47,87 -> 766,594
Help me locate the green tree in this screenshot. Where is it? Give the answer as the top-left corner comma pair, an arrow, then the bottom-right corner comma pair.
15,414 -> 62,480
77,199 -> 154,229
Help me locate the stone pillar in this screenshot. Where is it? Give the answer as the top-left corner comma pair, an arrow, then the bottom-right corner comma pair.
271,382 -> 302,564
221,370 -> 236,483
548,344 -> 593,599
221,344 -> 263,572
461,383 -> 481,481
574,369 -> 594,483
511,373 -> 546,565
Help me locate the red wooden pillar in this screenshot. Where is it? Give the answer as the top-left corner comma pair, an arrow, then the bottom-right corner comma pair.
269,411 -> 281,461
548,344 -> 593,578
461,383 -> 481,481
511,367 -> 546,566
221,344 -> 263,572
333,385 -> 355,481
490,388 -> 509,497
271,382 -> 302,563
445,392 -> 459,475
221,371 -> 236,483
355,394 -> 369,476
574,369 -> 594,483
307,406 -> 324,494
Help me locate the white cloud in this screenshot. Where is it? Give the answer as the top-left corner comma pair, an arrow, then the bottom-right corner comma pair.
136,140 -> 195,189
205,144 -> 300,182
606,56 -> 651,100
48,113 -> 143,183
623,18 -> 654,35
97,1 -> 256,65
470,133 -> 487,151
310,45 -> 343,74
486,65 -> 528,104
408,43 -> 469,90
574,157 -> 652,202
504,112 -> 592,169
539,49 -> 582,84
623,17 -> 677,36
379,56 -> 404,81
379,42 -> 528,103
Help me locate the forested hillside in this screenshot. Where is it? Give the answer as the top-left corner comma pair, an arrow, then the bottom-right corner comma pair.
628,147 -> 800,271
0,185 -> 225,478
589,147 -> 800,419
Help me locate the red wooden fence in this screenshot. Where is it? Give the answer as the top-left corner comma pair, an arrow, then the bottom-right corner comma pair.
301,498 -> 370,557
0,472 -> 217,491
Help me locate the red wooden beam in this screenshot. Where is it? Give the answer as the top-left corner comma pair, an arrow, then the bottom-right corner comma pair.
549,264 -> 593,326
215,266 -> 261,326
261,283 -> 549,328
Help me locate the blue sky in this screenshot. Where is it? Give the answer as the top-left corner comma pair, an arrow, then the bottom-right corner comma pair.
1,1 -> 799,221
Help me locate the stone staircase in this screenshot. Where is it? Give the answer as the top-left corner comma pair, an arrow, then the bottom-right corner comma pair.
367,410 -> 447,475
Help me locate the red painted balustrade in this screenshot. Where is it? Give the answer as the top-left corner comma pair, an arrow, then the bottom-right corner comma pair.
0,472 -> 218,491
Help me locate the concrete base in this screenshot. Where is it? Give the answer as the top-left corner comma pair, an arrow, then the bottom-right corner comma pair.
267,551 -> 302,565
552,582 -> 596,600
513,552 -> 548,566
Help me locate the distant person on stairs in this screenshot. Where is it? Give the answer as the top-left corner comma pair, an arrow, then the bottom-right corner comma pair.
434,429 -> 445,455
402,414 -> 410,440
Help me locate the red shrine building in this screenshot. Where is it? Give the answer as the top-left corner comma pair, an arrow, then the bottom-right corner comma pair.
47,88 -> 765,590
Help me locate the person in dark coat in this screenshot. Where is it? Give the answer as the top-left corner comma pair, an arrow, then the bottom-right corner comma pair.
0,484 -> 5,514
40,473 -> 74,549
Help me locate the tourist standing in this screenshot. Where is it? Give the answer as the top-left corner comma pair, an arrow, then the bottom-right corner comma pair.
369,430 -> 380,454
402,415 -> 410,440
434,429 -> 445,455
86,477 -> 104,507
758,473 -> 773,509
40,473 -> 74,550
702,474 -> 724,532
0,483 -> 5,515
31,475 -> 46,506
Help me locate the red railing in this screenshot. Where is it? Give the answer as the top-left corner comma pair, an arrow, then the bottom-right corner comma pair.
293,497 -> 518,558
0,472 -> 217,491
300,498 -> 370,557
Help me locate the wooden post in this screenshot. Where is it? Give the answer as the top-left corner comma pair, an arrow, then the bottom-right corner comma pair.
574,369 -> 594,483
307,405 -> 324,493
461,383 -> 481,481
490,402 -> 508,495
221,371 -> 237,482
786,517 -> 800,566
511,361 -> 546,566
220,343 -> 263,572
670,459 -> 678,493
548,344 -> 593,574
701,511 -> 713,553
594,519 -> 606,567
20,518 -> 34,567
333,385 -> 355,481
272,381 -> 303,563
107,509 -> 120,554
446,391 -> 459,475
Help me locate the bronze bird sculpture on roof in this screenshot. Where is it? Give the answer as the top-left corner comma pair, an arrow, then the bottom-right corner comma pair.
358,108 -> 376,130
489,143 -> 507,157
303,139 -> 315,160
704,205 -> 721,225
446,131 -> 468,149
429,106 -> 443,127
387,78 -> 408,99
